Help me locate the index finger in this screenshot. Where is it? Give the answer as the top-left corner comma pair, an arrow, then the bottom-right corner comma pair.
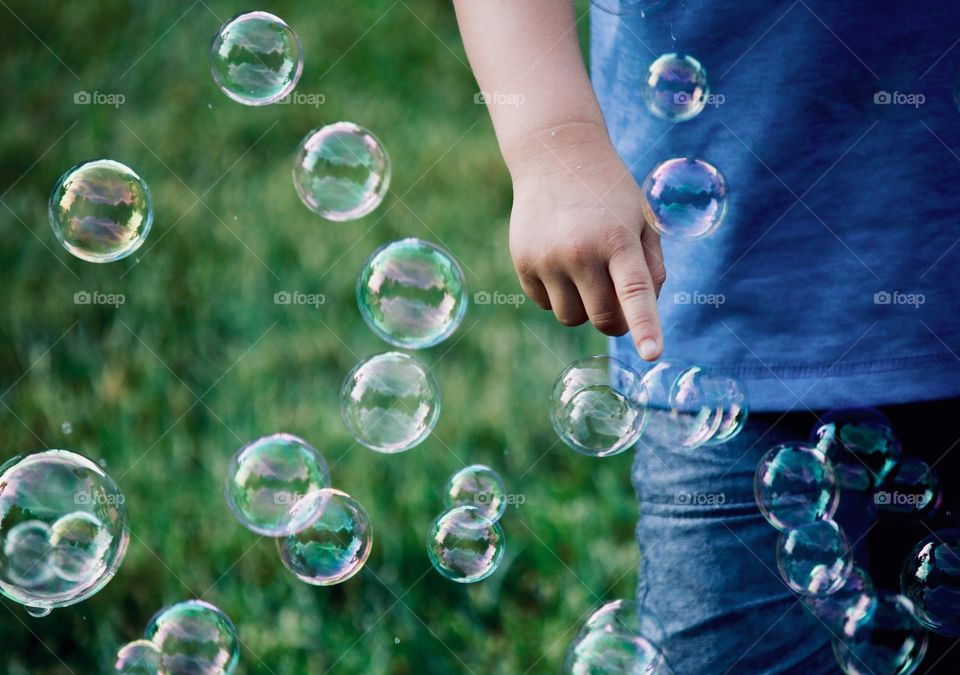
609,246 -> 663,361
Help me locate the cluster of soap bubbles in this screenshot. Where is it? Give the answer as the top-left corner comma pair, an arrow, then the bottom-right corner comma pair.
563,599 -> 668,674
427,465 -> 507,583
549,356 -> 749,457
635,50 -> 730,240
224,434 -> 372,586
114,599 -> 239,674
342,236 -> 467,454
752,408 -> 952,674
0,449 -> 129,618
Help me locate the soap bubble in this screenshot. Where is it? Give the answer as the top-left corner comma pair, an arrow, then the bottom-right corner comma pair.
804,566 -> 875,636
444,464 -> 507,521
550,355 -> 647,457
777,519 -> 852,596
145,599 -> 240,675
832,592 -> 928,675
810,408 -> 902,490
640,361 -> 714,447
293,122 -> 391,221
357,238 -> 467,349
428,505 -> 504,583
210,11 -> 302,106
224,433 -> 331,536
114,639 -> 164,674
340,351 -> 440,453
900,529 -> 960,636
641,157 -> 728,239
0,449 -> 128,613
702,375 -> 748,445
876,456 -> 941,518
564,599 -> 668,674
49,159 -> 153,263
754,444 -> 839,531
642,53 -> 710,122
277,488 -> 373,586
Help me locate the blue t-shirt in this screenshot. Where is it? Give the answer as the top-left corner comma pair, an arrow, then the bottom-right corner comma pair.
594,1 -> 960,411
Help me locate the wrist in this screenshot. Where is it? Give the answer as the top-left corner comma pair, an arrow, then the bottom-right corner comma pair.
502,119 -> 617,183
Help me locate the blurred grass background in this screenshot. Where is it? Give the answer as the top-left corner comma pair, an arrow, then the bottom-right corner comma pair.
0,1 -> 640,672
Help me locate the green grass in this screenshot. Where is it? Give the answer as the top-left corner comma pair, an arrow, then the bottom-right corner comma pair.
0,1 -> 639,672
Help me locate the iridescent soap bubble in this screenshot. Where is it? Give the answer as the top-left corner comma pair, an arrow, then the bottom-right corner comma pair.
550,355 -> 647,457
210,11 -> 302,105
564,599 -> 668,675
49,159 -> 153,263
876,456 -> 941,518
357,238 -> 467,349
293,122 -> 391,221
428,505 -> 504,583
754,444 -> 839,531
777,519 -> 852,596
639,360 -> 715,448
277,488 -> 373,586
832,593 -> 928,675
444,464 -> 507,521
810,408 -> 902,490
340,351 -> 440,453
702,375 -> 749,445
0,449 -> 128,614
641,157 -> 728,239
900,529 -> 960,636
224,433 -> 331,537
642,53 -> 710,122
804,566 -> 875,636
114,639 -> 164,674
145,599 -> 240,675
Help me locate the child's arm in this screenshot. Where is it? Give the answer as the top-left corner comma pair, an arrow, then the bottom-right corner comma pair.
453,0 -> 665,360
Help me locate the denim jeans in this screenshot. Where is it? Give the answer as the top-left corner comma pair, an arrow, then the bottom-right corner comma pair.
633,411 -> 879,674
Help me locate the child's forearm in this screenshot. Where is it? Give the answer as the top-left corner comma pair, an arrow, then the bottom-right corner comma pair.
452,0 -> 612,175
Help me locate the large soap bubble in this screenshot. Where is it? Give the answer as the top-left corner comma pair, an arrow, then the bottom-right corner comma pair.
428,505 -> 504,583
224,433 -> 331,536
641,157 -> 728,239
49,159 -> 153,263
564,599 -> 668,674
210,11 -> 302,105
114,639 -> 164,674
357,238 -> 467,350
293,122 -> 391,221
340,351 -> 441,453
777,519 -> 852,597
900,529 -> 960,636
754,444 -> 839,531
550,355 -> 647,457
810,408 -> 902,490
832,593 -> 928,675
444,464 -> 508,522
0,449 -> 128,616
145,599 -> 240,675
277,488 -> 373,586
642,53 -> 710,122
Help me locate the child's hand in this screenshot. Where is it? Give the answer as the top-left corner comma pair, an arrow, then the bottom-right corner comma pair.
506,122 -> 666,361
